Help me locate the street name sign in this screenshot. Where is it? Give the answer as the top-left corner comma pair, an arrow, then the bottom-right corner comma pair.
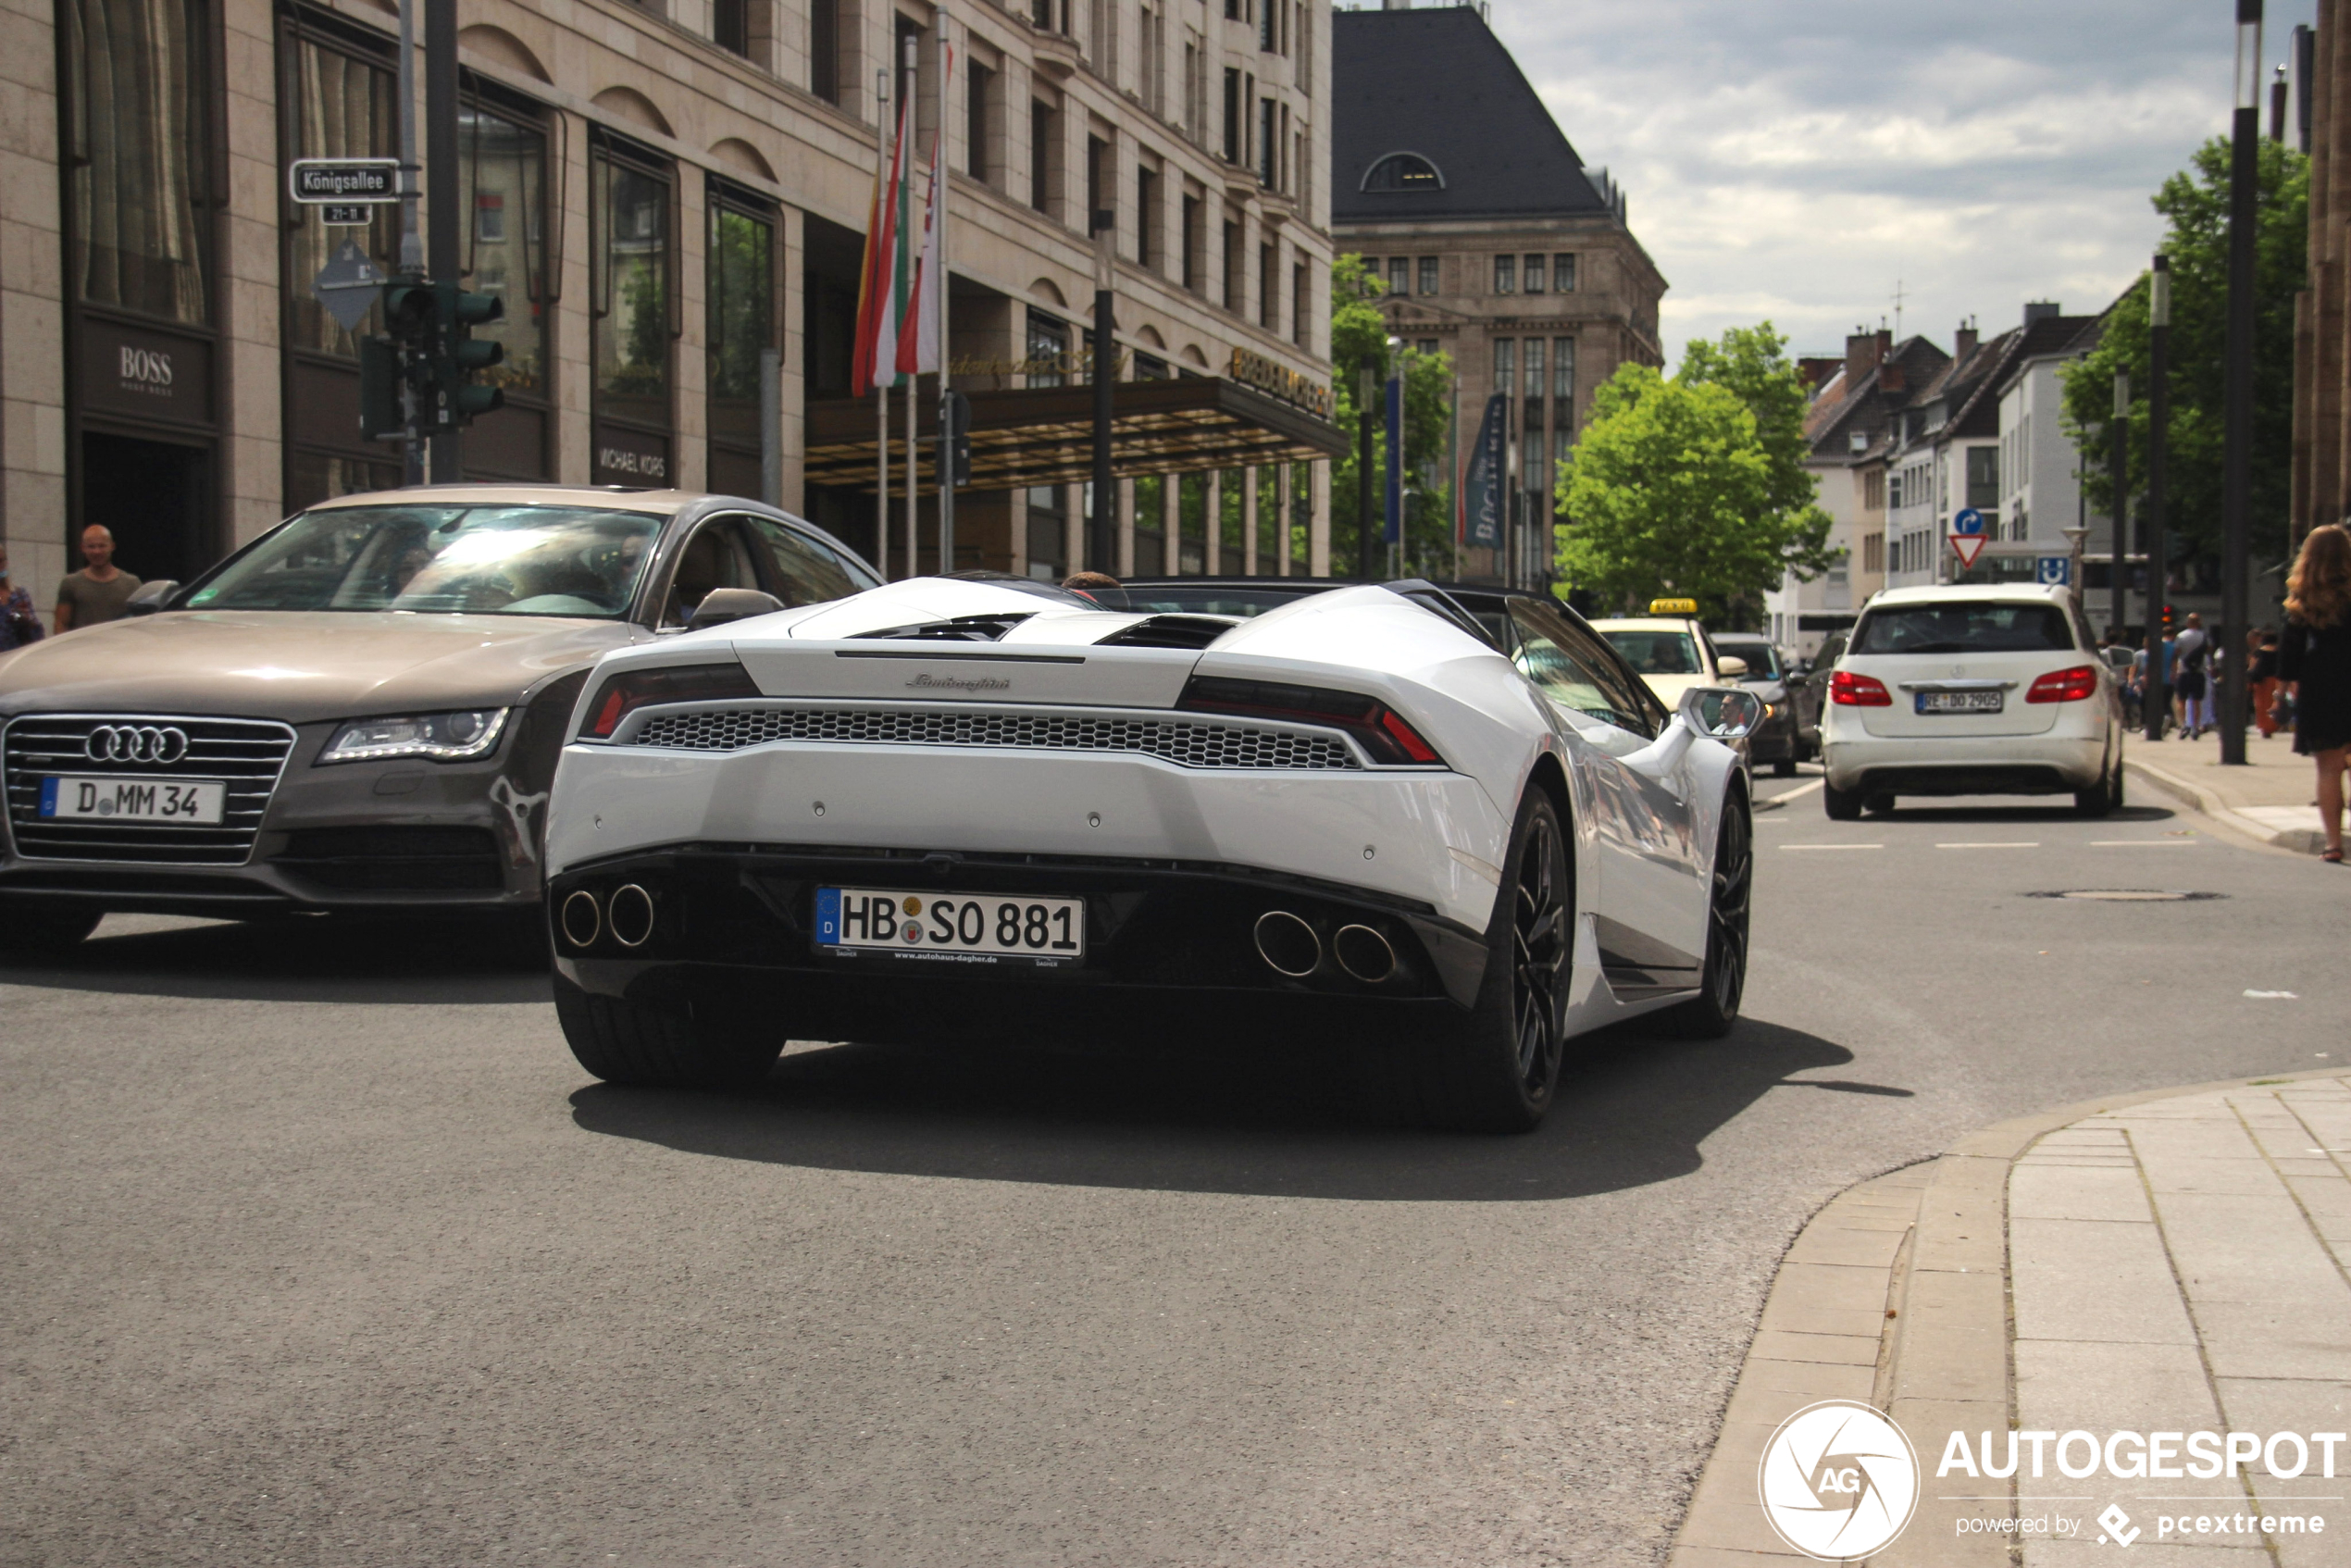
288,158 -> 400,205
1949,507 -> 1988,569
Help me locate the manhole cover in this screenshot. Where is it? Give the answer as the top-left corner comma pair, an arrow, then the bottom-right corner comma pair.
2024,890 -> 2226,902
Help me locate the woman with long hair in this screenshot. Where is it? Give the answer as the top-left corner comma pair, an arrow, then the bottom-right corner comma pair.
2280,524 -> 2351,862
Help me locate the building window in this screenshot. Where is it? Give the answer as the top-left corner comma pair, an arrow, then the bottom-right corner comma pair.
1086,134 -> 1108,227
1257,98 -> 1275,186
1359,153 -> 1441,192
1260,241 -> 1275,331
1493,255 -> 1515,295
1293,263 -> 1309,348
1554,253 -> 1576,292
1493,338 -> 1513,394
1416,338 -> 1437,357
1418,255 -> 1438,295
1223,218 -> 1240,313
1033,0 -> 1054,29
1523,254 -> 1546,293
1026,310 -> 1068,389
1864,468 -> 1885,509
1136,165 -> 1158,268
705,182 -> 776,497
1863,531 -> 1883,573
1223,68 -> 1240,163
590,131 -> 675,483
283,29 -> 392,359
1030,99 -> 1057,215
456,82 -> 551,467
810,0 -> 839,101
1386,256 -> 1408,297
713,0 -> 747,56
1524,338 -> 1544,429
1966,445 -> 1999,510
1181,193 -> 1200,292
1552,337 -> 1574,404
967,63 -> 993,182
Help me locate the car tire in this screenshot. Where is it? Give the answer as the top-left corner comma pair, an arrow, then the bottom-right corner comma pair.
1823,783 -> 1864,821
2075,764 -> 2121,818
0,904 -> 102,955
1415,788 -> 1572,1134
1773,758 -> 1797,778
554,974 -> 781,1089
1652,799 -> 1753,1040
1864,792 -> 1897,815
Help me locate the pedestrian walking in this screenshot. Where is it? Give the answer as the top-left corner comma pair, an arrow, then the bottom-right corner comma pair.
0,541 -> 44,653
53,525 -> 141,632
2250,627 -> 2282,740
2175,613 -> 2210,737
2279,526 -> 2351,864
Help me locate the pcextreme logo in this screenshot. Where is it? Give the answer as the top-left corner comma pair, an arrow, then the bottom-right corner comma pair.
1758,1400 -> 1921,1561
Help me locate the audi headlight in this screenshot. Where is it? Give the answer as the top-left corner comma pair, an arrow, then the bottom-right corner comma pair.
318,708 -> 510,764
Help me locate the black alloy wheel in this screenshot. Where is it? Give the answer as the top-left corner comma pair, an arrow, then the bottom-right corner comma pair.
1655,801 -> 1752,1039
1417,790 -> 1573,1133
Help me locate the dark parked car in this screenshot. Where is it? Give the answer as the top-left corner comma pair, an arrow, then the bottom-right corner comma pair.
1710,633 -> 1819,775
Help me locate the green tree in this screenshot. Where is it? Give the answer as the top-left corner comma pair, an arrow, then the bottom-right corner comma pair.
2058,135 -> 2307,569
1556,324 -> 1834,616
1325,255 -> 1458,578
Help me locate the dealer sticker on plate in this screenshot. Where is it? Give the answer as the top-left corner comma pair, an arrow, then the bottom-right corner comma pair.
815,888 -> 1084,965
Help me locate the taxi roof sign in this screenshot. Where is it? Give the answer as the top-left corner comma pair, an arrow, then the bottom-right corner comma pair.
1648,597 -> 1700,616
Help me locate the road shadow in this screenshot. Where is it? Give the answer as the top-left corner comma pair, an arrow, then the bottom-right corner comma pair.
566,1019 -> 1881,1202
0,914 -> 551,1006
1863,800 -> 2181,826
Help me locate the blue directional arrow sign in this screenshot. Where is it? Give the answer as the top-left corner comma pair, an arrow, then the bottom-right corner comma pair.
1951,507 -> 1985,537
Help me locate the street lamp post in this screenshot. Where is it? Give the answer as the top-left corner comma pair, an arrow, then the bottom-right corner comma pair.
2146,254 -> 2171,744
1357,361 -> 1377,581
2219,0 -> 2261,764
2110,370 -> 2129,640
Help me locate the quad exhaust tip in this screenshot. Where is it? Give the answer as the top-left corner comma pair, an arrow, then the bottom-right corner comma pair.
1332,924 -> 1396,985
607,884 -> 656,948
1252,910 -> 1322,977
559,889 -> 602,949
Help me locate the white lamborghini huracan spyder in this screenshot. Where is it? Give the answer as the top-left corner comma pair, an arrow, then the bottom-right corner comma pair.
541,574 -> 1760,1131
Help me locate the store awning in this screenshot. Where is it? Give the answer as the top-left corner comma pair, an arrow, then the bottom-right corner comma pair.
803,377 -> 1349,495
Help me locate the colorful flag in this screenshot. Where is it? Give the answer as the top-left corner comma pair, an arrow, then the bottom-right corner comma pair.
896,44 -> 955,377
852,82 -> 916,396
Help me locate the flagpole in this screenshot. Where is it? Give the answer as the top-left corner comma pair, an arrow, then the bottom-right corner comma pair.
873,67 -> 890,578
937,20 -> 954,576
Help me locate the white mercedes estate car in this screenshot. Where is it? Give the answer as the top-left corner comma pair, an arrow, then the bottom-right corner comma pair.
1820,583 -> 2125,820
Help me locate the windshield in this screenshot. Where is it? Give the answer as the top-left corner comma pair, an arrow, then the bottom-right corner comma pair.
1082,584 -> 1331,617
185,504 -> 664,618
1601,628 -> 1701,676
1717,641 -> 1782,679
1852,602 -> 2074,655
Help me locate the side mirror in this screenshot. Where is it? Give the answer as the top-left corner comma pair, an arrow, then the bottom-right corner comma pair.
124,579 -> 181,616
685,587 -> 786,631
1680,684 -> 1763,740
1785,671 -> 1809,687
1715,655 -> 1748,679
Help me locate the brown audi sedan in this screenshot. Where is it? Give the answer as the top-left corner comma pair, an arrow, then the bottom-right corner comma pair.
0,485 -> 877,951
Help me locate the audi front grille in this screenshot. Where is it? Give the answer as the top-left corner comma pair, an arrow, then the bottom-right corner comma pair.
2,715 -> 299,865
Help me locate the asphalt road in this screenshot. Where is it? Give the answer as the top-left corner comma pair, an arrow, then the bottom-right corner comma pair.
3,768 -> 2343,1567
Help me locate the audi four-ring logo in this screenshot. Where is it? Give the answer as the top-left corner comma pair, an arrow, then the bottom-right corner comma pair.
84,725 -> 191,765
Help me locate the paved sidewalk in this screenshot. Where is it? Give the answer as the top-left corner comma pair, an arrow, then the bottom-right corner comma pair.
1670,1072 -> 2351,1566
2128,729 -> 2342,853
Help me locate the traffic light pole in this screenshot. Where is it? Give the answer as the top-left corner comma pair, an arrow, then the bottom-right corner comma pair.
2219,0 -> 2261,765
425,0 -> 461,481
394,0 -> 424,485
2146,254 -> 2171,744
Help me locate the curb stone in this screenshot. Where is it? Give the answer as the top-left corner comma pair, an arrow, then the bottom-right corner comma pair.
1663,1066 -> 2351,1568
2124,757 -> 2324,854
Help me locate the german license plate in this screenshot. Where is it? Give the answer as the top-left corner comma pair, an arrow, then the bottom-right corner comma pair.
815,888 -> 1085,964
1916,691 -> 2003,715
39,775 -> 226,825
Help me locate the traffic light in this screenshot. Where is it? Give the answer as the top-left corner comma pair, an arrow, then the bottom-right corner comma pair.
436,282 -> 504,420
942,390 -> 972,488
357,282 -> 439,442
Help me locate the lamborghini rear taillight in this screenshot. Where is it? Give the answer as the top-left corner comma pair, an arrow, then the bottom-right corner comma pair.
1177,676 -> 1447,766
581,661 -> 761,739
2025,665 -> 2100,703
1829,670 -> 1893,706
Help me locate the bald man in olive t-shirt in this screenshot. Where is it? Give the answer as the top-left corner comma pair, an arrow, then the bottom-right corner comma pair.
55,525 -> 141,632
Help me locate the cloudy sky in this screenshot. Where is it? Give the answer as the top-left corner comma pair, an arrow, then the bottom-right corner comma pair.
1490,0 -> 2314,367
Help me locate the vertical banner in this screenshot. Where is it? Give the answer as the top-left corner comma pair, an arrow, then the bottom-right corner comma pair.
1383,374 -> 1403,547
1461,394 -> 1508,549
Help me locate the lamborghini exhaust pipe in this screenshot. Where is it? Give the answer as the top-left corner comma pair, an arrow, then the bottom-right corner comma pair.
1252,910 -> 1322,977
1332,924 -> 1396,985
559,889 -> 602,949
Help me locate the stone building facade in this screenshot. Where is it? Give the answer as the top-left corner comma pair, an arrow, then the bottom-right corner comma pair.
1329,2 -> 1663,588
0,0 -> 1339,614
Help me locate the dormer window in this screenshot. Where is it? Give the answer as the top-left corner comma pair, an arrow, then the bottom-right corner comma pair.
1360,153 -> 1443,192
